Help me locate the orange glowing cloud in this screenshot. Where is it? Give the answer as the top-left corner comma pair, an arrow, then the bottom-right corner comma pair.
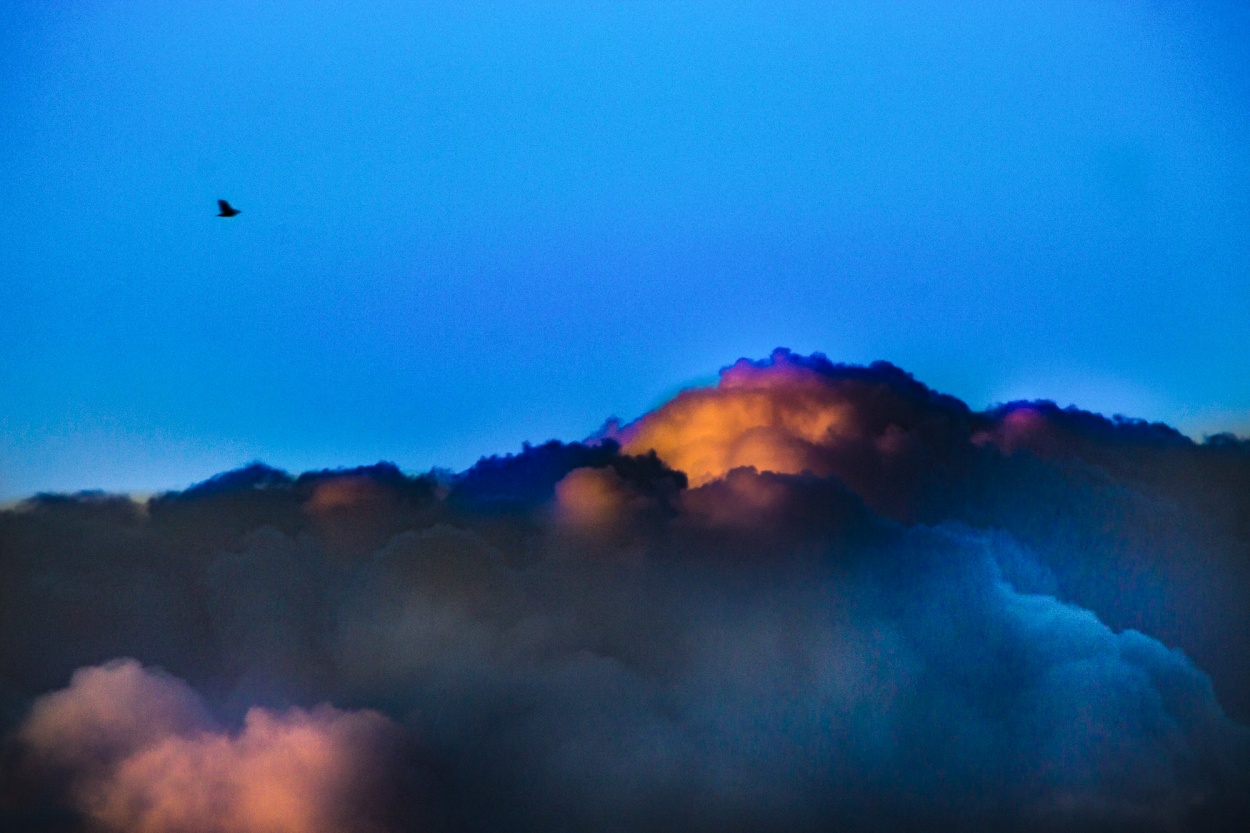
553,466 -> 641,527
619,350 -> 854,486
307,475 -> 392,513
20,659 -> 403,833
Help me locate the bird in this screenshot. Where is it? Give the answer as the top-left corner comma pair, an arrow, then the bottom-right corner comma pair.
217,199 -> 241,217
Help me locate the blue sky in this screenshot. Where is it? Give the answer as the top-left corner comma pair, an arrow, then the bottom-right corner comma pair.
2,1 -> 1248,499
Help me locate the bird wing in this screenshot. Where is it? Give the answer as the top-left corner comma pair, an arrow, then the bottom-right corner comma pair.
218,200 -> 232,212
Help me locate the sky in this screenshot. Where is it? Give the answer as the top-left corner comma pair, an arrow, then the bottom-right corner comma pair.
2,0 -> 1249,499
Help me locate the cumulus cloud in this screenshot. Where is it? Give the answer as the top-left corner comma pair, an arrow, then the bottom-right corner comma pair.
2,350 -> 1249,832
322,510 -> 1248,831
18,659 -> 404,833
611,350 -> 1250,718
615,349 -> 981,520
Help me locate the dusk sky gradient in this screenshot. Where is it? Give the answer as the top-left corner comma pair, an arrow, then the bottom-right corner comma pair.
3,1 -> 1249,499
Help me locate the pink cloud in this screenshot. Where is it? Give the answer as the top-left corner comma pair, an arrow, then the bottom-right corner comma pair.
20,659 -> 404,833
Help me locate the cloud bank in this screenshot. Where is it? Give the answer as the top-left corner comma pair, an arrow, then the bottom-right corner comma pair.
2,350 -> 1249,832
18,659 -> 404,833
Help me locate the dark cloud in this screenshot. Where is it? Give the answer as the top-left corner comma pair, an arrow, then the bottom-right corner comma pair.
2,351 -> 1249,832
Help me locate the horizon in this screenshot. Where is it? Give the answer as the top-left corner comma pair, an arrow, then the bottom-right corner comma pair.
3,348 -> 1243,504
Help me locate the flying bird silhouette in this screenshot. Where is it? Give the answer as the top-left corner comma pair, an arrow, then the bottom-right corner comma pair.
217,199 -> 240,217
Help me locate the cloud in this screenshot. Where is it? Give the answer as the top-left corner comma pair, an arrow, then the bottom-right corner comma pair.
18,659 -> 405,833
618,349 -> 874,487
607,350 -> 1250,719
615,349 -> 980,519
2,350 -> 1249,831
321,509 -> 1249,831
